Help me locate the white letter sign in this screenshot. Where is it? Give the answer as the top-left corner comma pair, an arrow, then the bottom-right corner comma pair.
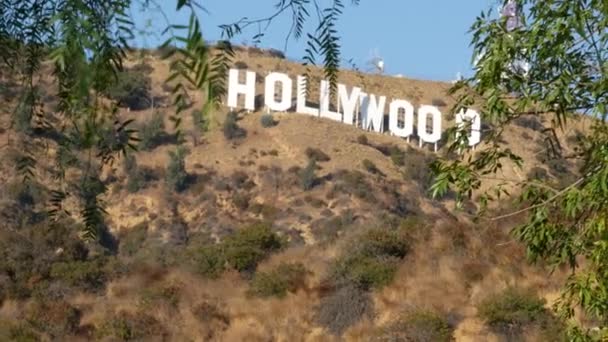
264,72 -> 292,112
296,76 -> 320,117
227,68 -> 256,111
389,100 -> 414,138
418,105 -> 442,149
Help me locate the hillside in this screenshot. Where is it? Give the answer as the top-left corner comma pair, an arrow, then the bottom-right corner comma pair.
0,46 -> 592,341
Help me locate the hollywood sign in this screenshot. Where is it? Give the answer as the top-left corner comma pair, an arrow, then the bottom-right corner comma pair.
226,69 -> 481,151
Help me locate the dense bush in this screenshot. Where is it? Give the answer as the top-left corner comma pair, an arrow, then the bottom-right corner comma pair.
247,262 -> 308,298
305,147 -> 330,162
223,111 -> 246,140
49,258 -> 108,292
165,146 -> 190,192
0,218 -> 109,301
223,223 -> 284,272
138,111 -> 166,151
376,310 -> 453,342
299,159 -> 317,191
477,287 -> 549,336
193,245 -> 226,279
330,228 -> 409,290
191,223 -> 284,276
123,154 -> 144,193
105,68 -> 151,110
316,284 -> 373,335
260,114 -> 277,128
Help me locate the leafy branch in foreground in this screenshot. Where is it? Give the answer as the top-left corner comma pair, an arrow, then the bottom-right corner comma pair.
219,0 -> 360,94
431,0 -> 607,339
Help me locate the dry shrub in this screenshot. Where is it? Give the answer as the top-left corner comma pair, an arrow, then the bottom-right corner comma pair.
316,284 -> 373,336
305,147 -> 331,162
375,310 -> 454,342
25,299 -> 81,338
333,169 -> 376,203
192,299 -> 231,339
95,311 -> 167,341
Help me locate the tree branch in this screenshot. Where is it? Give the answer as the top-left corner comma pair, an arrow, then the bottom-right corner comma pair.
490,176 -> 586,221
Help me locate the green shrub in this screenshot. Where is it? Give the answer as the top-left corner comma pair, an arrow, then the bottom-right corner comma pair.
165,146 -> 190,192
123,154 -> 145,193
376,310 -> 453,342
50,259 -> 107,291
389,145 -> 405,166
223,111 -> 246,140
477,287 -> 547,335
193,245 -> 226,279
305,147 -> 330,162
334,254 -> 398,289
191,109 -> 209,133
299,159 -> 317,191
105,68 -> 151,110
138,111 -> 166,151
331,228 -> 409,290
247,262 -> 308,298
223,222 -> 284,272
260,114 -> 276,128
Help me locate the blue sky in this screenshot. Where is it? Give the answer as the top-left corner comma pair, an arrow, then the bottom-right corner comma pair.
129,0 -> 502,82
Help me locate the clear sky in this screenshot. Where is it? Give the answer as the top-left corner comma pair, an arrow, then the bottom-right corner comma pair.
129,0 -> 501,82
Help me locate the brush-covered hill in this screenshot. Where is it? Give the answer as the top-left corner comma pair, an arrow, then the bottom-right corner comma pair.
0,46 -> 592,341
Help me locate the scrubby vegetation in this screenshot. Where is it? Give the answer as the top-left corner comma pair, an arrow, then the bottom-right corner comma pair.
477,287 -> 565,339
375,310 -> 454,342
305,147 -> 330,162
193,222 -> 285,276
165,146 -> 190,192
330,227 -> 409,290
223,111 -> 246,140
104,67 -> 152,110
260,114 -> 277,128
247,262 -> 308,298
299,159 -> 317,190
138,111 -> 167,151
